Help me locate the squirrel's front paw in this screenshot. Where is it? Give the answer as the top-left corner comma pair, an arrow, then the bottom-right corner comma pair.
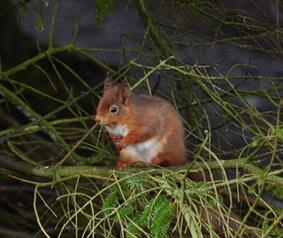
116,160 -> 127,170
116,140 -> 127,152
109,133 -> 122,142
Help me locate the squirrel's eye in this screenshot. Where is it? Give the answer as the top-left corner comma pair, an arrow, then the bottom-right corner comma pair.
110,105 -> 119,113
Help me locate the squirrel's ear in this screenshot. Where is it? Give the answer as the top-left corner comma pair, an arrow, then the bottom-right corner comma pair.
104,77 -> 112,91
120,80 -> 131,105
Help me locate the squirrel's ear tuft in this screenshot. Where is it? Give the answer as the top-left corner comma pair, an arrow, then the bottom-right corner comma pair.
104,77 -> 112,91
120,80 -> 131,105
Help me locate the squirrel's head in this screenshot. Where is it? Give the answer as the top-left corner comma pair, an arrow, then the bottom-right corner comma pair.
95,78 -> 131,127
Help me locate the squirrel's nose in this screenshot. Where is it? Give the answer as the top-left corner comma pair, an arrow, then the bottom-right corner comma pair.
94,115 -> 102,123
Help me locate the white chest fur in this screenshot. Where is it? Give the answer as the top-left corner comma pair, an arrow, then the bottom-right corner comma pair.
121,138 -> 161,163
105,124 -> 129,137
105,124 -> 161,163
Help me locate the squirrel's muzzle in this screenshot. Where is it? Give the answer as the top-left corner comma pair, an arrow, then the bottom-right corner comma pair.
94,115 -> 102,124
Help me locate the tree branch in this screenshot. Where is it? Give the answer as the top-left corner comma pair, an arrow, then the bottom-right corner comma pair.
0,154 -> 282,186
0,154 -> 111,179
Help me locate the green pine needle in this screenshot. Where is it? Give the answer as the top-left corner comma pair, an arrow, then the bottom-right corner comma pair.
95,0 -> 113,21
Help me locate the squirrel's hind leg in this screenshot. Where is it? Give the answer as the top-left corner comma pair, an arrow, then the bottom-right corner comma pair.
151,150 -> 186,167
116,153 -> 144,170
150,154 -> 168,166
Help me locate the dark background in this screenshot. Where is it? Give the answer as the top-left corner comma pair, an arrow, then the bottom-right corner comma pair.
0,0 -> 282,236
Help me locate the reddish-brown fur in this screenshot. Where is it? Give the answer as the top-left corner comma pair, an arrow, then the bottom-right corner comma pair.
94,79 -> 246,234
95,79 -> 187,169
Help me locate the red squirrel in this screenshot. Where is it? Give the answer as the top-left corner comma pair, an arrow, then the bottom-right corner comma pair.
94,79 -> 248,235
94,78 -> 187,169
